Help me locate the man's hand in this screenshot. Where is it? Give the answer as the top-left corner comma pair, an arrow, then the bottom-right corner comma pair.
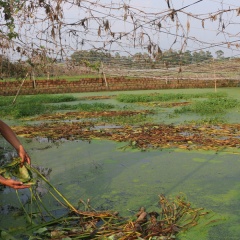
18,145 -> 31,165
0,178 -> 31,189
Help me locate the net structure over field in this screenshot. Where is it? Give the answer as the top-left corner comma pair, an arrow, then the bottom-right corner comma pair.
1,0 -> 240,63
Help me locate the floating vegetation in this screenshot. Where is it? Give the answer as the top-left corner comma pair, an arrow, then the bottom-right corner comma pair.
12,123 -> 240,151
28,110 -> 154,122
139,101 -> 191,108
4,184 -> 213,239
100,113 -> 153,125
0,158 -> 215,239
26,194 -> 212,240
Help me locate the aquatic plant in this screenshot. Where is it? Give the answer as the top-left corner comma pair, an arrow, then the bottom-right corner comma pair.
0,159 -> 221,239
175,98 -> 239,115
12,122 -> 240,151
100,112 -> 153,125
0,158 -> 36,185
116,92 -> 227,103
0,94 -> 115,118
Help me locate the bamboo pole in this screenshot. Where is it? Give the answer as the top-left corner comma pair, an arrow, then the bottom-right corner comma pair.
101,62 -> 109,89
12,73 -> 28,104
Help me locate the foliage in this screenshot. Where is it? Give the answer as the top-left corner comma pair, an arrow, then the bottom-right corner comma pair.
215,50 -> 224,59
187,117 -> 226,125
71,50 -> 111,61
53,102 -> 114,112
0,95 -> 75,118
0,55 -> 27,78
0,0 -> 238,76
174,98 -> 239,115
69,49 -> 216,71
3,177 -> 212,240
0,0 -> 19,39
116,92 -> 227,103
24,194 -> 211,240
70,50 -> 110,71
0,95 -> 115,118
12,103 -> 49,118
0,158 -> 36,185
100,113 -> 153,125
0,95 -> 77,107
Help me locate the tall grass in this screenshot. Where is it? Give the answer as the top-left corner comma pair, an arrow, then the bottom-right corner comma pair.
116,92 -> 227,103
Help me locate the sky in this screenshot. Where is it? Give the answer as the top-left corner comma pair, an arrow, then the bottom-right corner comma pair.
3,0 -> 240,60
56,0 -> 240,57
114,0 -> 240,57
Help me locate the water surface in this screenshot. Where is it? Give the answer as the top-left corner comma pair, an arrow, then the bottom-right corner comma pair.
1,139 -> 240,239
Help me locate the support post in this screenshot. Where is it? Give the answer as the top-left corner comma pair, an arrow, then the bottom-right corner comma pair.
12,73 -> 29,104
101,62 -> 109,89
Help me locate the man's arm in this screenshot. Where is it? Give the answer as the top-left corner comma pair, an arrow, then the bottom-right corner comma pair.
0,120 -> 31,189
0,120 -> 31,165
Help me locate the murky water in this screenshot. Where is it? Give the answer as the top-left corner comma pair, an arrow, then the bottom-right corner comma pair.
1,87 -> 240,239
1,138 -> 240,239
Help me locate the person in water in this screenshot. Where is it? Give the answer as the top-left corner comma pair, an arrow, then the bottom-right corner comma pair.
0,120 -> 31,189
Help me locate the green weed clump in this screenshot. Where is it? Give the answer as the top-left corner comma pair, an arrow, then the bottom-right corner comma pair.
0,95 -> 114,118
0,95 -> 77,106
53,102 -> 114,111
175,98 -> 239,115
14,103 -> 49,118
18,94 -> 78,104
0,96 -> 14,107
187,117 -> 226,124
116,92 -> 227,103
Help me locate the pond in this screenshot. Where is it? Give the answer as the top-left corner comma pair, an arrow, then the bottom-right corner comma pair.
0,87 -> 240,239
1,138 -> 240,239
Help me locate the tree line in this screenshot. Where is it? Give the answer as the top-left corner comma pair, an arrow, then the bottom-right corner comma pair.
69,49 -> 225,70
0,49 -> 227,79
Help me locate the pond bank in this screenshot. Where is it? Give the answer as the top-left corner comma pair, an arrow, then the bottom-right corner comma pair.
1,78 -> 239,96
